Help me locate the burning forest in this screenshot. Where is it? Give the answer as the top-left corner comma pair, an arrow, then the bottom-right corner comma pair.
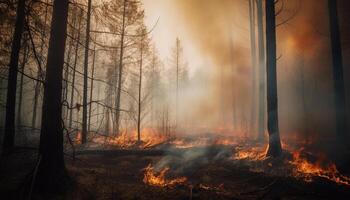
1,0 -> 350,199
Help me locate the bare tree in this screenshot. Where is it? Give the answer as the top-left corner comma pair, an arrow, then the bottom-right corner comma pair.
82,0 -> 93,144
36,0 -> 69,191
265,0 -> 282,157
2,0 -> 26,155
328,0 -> 347,143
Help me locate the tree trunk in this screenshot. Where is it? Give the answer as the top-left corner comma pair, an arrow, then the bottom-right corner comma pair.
82,0 -> 92,144
265,0 -> 282,157
88,45 -> 96,134
115,0 -> 127,135
2,0 -> 26,155
256,0 -> 266,141
36,0 -> 69,192
328,0 -> 347,143
69,9 -> 83,129
17,35 -> 28,130
137,37 -> 144,142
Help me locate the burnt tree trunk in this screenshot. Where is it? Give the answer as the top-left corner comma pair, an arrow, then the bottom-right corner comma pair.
69,9 -> 83,129
17,34 -> 28,129
36,0 -> 69,192
88,45 -> 96,134
328,0 -> 347,143
115,0 -> 127,135
2,0 -> 26,155
82,0 -> 92,144
137,35 -> 144,142
265,0 -> 282,157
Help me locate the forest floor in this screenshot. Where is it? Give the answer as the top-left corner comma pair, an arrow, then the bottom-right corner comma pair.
1,142 -> 350,200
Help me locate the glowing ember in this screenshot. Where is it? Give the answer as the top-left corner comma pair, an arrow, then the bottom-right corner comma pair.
232,146 -> 266,161
289,148 -> 350,186
92,128 -> 168,149
143,164 -> 187,187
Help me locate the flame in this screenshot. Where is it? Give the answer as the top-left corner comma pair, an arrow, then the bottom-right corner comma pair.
92,128 -> 168,149
232,146 -> 266,161
289,148 -> 350,186
143,164 -> 187,187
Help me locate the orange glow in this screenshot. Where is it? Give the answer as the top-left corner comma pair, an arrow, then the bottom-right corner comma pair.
289,148 -> 350,186
143,164 -> 187,187
232,146 -> 266,161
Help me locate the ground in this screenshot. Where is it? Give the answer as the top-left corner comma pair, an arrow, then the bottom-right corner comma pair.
1,144 -> 350,200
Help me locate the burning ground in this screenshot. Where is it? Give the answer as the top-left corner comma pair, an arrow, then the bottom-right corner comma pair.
2,133 -> 349,199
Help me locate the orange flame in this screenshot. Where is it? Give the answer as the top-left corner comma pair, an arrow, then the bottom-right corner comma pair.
143,164 -> 187,187
289,148 -> 350,186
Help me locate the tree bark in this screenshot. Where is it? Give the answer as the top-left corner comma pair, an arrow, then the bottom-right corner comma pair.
2,0 -> 26,155
328,0 -> 347,143
82,0 -> 93,144
69,9 -> 83,129
17,34 -> 28,130
137,35 -> 144,142
115,0 -> 127,135
265,0 -> 282,157
88,45 -> 96,134
36,0 -> 69,192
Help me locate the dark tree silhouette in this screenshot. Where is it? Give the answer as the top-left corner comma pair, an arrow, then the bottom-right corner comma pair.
2,0 -> 26,155
35,0 -> 69,192
82,0 -> 93,144
265,0 -> 282,157
328,0 -> 347,143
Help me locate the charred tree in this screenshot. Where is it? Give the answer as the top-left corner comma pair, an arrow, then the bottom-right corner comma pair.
35,0 -> 69,192
328,0 -> 347,143
265,0 -> 282,157
17,34 -> 28,129
69,9 -> 83,129
2,0 -> 26,155
88,45 -> 96,134
82,0 -> 93,144
115,0 -> 127,135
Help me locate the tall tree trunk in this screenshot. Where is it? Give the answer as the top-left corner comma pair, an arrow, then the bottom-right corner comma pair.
256,0 -> 266,141
249,0 -> 257,137
88,45 -> 96,134
69,9 -> 83,129
17,35 -> 28,129
328,0 -> 347,143
82,0 -> 92,144
36,0 -> 69,191
265,0 -> 282,157
137,37 -> 144,142
115,0 -> 127,135
32,0 -> 49,131
2,0 -> 26,155
62,8 -> 76,121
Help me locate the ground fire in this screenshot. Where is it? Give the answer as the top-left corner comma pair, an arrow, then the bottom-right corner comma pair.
1,0 -> 350,199
143,164 -> 187,187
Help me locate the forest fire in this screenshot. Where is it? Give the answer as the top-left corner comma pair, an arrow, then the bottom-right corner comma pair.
232,143 -> 350,186
143,164 -> 187,187
289,148 -> 350,186
232,146 -> 266,161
